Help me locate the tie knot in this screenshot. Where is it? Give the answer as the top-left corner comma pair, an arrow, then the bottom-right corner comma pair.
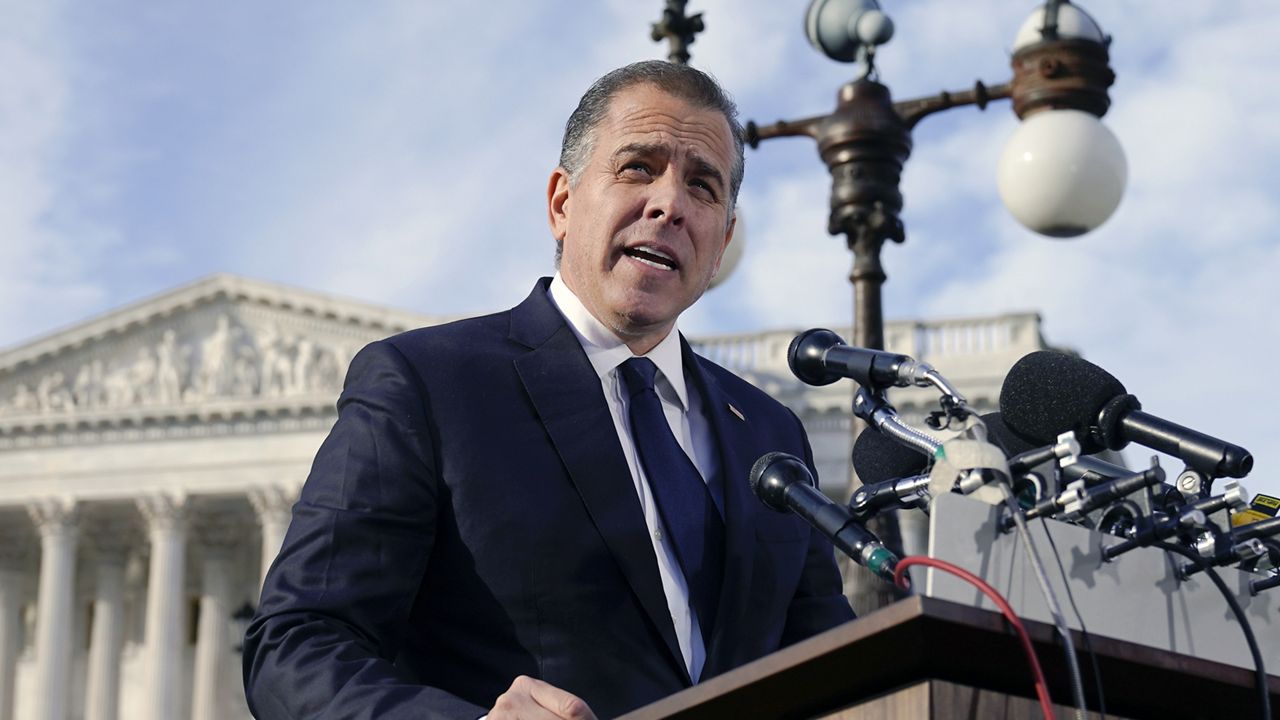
618,357 -> 659,396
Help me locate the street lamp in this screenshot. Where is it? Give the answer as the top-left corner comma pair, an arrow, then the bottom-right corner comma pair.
649,1 -> 1124,611
747,0 -> 1124,351
1000,3 -> 1127,236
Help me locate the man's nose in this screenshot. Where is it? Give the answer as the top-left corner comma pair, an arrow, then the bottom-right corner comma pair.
645,174 -> 686,227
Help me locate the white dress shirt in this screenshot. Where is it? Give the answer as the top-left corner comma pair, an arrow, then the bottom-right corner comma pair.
547,273 -> 719,682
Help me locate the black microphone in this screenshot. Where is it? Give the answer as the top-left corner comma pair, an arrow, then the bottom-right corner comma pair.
849,429 -> 932,517
1234,516 -> 1280,543
1182,517 -> 1280,577
1252,575 -> 1280,594
1007,460 -> 1167,528
981,411 -> 1038,454
788,328 -> 922,388
1102,506 -> 1209,561
984,411 -> 1188,524
749,452 -> 899,581
852,427 -> 931,483
981,411 -> 1065,478
999,351 -> 1253,478
985,411 -> 1149,488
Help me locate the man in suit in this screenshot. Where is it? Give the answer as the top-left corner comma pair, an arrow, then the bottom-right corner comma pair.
243,60 -> 853,720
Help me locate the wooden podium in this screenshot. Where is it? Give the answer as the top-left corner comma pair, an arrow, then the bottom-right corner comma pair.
619,595 -> 1280,719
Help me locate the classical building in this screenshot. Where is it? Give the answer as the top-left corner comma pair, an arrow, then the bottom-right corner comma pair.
0,274 -> 1051,720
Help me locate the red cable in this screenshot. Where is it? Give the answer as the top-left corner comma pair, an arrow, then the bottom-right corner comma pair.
893,555 -> 1056,720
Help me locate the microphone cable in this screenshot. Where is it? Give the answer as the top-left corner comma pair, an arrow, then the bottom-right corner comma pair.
1152,540 -> 1270,720
1039,517 -> 1107,720
893,556 -> 1056,720
998,484 -> 1088,720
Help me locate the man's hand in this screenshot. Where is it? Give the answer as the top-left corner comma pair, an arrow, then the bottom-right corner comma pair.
488,676 -> 598,720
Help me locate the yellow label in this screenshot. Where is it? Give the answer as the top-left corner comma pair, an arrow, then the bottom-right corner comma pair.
1233,509 -> 1272,528
1251,493 -> 1280,513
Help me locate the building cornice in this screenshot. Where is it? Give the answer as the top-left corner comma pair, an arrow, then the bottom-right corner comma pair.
0,273 -> 446,374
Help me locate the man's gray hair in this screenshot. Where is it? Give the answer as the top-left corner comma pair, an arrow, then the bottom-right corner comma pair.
554,61 -> 745,266
559,61 -> 745,210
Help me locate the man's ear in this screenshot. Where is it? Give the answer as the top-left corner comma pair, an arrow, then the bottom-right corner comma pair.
547,167 -> 571,241
712,212 -> 737,275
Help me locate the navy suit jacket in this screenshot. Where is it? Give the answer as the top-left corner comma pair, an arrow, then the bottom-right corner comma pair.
243,279 -> 853,719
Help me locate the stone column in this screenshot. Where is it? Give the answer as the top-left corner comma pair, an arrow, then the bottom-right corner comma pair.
249,486 -> 294,588
0,527 -> 30,720
84,524 -> 131,720
137,493 -> 188,720
27,498 -> 80,720
190,514 -> 237,720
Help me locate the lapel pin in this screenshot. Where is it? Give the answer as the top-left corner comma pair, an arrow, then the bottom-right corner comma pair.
727,403 -> 745,422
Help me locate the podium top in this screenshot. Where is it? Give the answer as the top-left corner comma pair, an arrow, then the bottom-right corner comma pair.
620,595 -> 1280,720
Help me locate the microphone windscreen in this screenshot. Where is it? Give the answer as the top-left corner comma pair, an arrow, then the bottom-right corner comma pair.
980,412 -> 1037,455
999,350 -> 1126,453
852,428 -> 930,484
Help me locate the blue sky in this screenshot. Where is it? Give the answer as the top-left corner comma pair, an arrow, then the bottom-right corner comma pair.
3,1 -> 1278,499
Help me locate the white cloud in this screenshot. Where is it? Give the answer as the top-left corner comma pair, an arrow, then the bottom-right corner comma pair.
0,1 -> 111,347
1,0 -> 1276,498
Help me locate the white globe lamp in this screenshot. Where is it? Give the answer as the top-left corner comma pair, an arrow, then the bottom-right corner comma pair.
1001,1 -> 1126,237
998,109 -> 1126,237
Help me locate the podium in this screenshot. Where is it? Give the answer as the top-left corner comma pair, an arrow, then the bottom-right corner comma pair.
619,594 -> 1280,719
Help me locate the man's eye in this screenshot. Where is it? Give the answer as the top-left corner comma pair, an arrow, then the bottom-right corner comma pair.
690,179 -> 717,200
621,162 -> 651,175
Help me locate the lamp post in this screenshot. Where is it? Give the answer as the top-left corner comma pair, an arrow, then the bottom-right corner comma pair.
747,0 -> 1124,355
650,0 -> 704,66
652,0 -> 1126,614
755,0 -> 1124,614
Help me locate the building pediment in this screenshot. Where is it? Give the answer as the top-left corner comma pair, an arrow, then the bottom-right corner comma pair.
0,274 -> 448,436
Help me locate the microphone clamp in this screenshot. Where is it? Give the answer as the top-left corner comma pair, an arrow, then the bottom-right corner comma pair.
1102,505 -> 1208,561
848,473 -> 931,519
852,387 -> 942,457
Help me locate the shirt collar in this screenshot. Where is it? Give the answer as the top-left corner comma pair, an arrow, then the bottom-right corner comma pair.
548,273 -> 689,411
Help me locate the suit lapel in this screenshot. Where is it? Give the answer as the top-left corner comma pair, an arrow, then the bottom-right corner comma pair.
680,339 -> 760,679
510,281 -> 691,684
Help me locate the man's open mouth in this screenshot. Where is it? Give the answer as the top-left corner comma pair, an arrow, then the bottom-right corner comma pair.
624,246 -> 678,271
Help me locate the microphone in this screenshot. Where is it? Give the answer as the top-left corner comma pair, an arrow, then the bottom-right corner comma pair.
982,411 -> 1076,479
749,452 -> 899,581
1252,575 -> 1280,595
989,411 -> 1186,522
999,351 -> 1253,478
849,428 -> 931,517
1183,516 -> 1280,577
852,427 -> 931,484
985,412 -> 1148,487
788,329 -> 929,389
1099,485 -> 1254,561
1006,459 -> 1167,529
981,411 -> 1038,455
1234,516 -> 1280,543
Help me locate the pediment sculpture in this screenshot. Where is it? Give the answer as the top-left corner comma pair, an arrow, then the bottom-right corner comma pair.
1,311 -> 365,417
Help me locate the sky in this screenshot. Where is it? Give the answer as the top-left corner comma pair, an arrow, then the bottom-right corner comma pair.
2,1 -> 1278,500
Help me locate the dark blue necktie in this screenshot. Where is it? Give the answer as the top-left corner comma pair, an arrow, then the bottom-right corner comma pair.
618,357 -> 724,645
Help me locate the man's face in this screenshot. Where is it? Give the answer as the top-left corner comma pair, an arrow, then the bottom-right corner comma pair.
548,84 -> 737,354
